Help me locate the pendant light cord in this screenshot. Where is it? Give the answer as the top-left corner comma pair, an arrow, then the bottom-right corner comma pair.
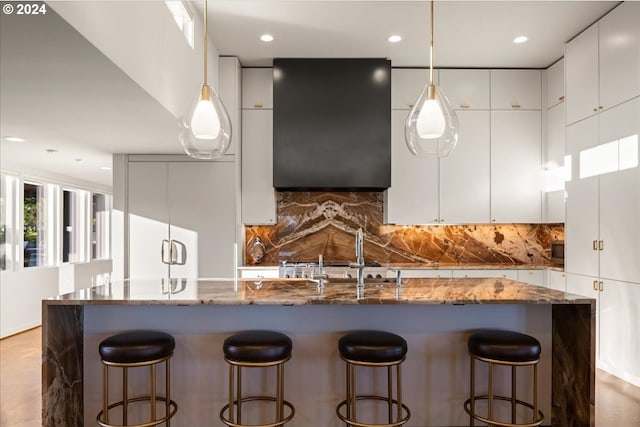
429,0 -> 434,85
203,0 -> 208,85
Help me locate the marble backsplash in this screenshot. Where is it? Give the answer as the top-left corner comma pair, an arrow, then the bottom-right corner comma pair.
245,192 -> 564,265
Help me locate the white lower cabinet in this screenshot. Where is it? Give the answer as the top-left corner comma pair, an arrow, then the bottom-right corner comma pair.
517,269 -> 545,286
567,273 -> 640,387
389,269 -> 452,279
451,269 -> 518,280
490,111 -> 542,223
128,160 -> 237,279
546,270 -> 566,292
239,268 -> 279,279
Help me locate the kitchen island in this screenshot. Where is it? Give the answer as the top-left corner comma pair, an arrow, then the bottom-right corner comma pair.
43,278 -> 594,427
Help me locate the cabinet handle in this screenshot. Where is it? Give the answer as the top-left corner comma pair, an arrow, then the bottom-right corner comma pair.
558,96 -> 565,101
460,104 -> 470,109
599,281 -> 604,292
593,280 -> 598,291
593,107 -> 598,112
598,106 -> 603,110
511,104 -> 521,109
433,218 -> 439,222
254,103 -> 263,108
408,103 -> 414,108
592,240 -> 598,251
492,219 -> 496,222
440,219 -> 444,223
599,240 -> 603,251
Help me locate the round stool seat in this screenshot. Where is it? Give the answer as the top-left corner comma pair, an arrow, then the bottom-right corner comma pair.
468,330 -> 541,363
223,330 -> 292,363
99,330 -> 175,364
339,330 -> 407,363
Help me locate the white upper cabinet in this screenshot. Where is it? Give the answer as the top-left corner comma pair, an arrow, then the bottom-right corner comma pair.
544,102 -> 566,223
241,109 -> 276,224
386,110 -> 439,224
242,68 -> 273,109
218,57 -> 241,155
545,58 -> 565,109
439,69 -> 490,110
490,110 -> 542,223
490,70 -> 541,110
566,25 -> 600,124
598,1 -> 640,111
391,68 -> 433,110
440,110 -> 491,223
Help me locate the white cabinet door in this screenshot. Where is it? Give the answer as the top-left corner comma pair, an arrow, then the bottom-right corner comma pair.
168,162 -> 236,278
440,110 -> 490,223
242,68 -> 273,109
544,103 -> 566,223
565,25 -> 599,125
565,116 -> 599,277
598,1 -> 640,111
393,269 -> 452,279
490,70 -> 541,110
517,269 -> 545,286
598,99 -> 640,284
128,162 -> 170,279
545,59 -> 565,109
451,269 -> 518,280
391,68 -> 432,110
240,268 -> 279,279
219,57 -> 241,155
241,110 -> 276,224
599,279 -> 640,386
546,270 -> 566,292
490,111 -> 542,223
439,69 -> 490,110
566,274 -> 600,359
386,110 -> 439,224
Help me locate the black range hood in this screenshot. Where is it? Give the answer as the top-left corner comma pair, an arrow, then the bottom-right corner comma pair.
273,58 -> 391,190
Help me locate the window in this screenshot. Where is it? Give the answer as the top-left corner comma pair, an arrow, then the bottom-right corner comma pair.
164,1 -> 194,48
23,182 -> 51,267
62,189 -> 90,263
92,193 -> 111,260
1,174 -> 19,271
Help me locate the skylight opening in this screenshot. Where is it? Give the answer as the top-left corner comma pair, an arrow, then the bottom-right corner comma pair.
165,1 -> 195,49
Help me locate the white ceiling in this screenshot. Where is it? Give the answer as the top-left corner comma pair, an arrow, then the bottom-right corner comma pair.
0,1 -> 620,189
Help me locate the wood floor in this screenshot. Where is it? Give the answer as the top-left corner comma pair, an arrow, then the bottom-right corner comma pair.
1,327 -> 639,427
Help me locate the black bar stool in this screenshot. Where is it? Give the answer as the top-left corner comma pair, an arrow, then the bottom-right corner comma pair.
97,330 -> 177,427
464,329 -> 544,427
220,330 -> 295,427
336,330 -> 411,427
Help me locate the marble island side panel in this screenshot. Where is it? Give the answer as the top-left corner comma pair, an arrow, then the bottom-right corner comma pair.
43,279 -> 594,427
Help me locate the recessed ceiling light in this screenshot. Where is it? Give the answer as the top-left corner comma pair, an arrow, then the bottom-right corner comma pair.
388,35 -> 402,43
3,136 -> 25,142
513,36 -> 529,44
260,34 -> 274,42
100,166 -> 112,171
46,148 -> 58,153
75,158 -> 84,163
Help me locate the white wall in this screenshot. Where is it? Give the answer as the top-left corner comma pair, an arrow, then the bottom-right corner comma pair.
0,267 -> 58,337
49,1 -> 220,119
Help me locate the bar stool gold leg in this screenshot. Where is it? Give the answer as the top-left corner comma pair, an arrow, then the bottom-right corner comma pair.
103,365 -> 109,424
396,363 -> 402,423
488,362 -> 493,422
123,367 -> 128,425
350,363 -> 356,423
150,363 -> 156,422
237,366 -> 242,425
277,363 -> 284,422
166,359 -> 171,427
469,356 -> 474,427
387,366 -> 393,423
533,364 -> 538,423
512,365 -> 517,424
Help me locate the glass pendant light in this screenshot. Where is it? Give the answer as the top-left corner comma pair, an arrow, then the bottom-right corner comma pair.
405,0 -> 458,158
179,0 -> 231,159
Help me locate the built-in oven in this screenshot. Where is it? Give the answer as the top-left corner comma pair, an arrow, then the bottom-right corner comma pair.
551,240 -> 564,265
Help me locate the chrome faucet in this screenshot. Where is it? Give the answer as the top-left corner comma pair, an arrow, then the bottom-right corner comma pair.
349,228 -> 365,287
313,253 -> 328,288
